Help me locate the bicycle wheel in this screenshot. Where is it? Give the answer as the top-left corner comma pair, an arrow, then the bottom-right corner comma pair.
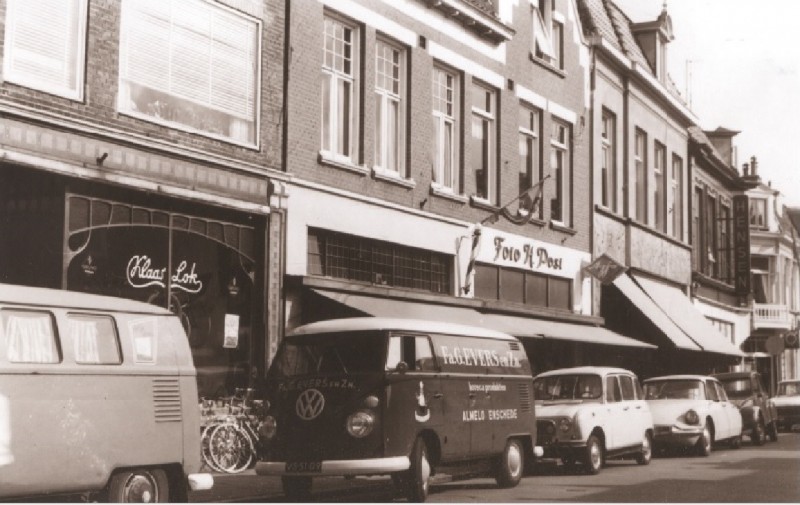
209,423 -> 250,473
201,423 -> 224,473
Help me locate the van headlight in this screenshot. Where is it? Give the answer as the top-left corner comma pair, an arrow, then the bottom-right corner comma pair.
346,410 -> 375,438
684,409 -> 700,425
260,415 -> 277,439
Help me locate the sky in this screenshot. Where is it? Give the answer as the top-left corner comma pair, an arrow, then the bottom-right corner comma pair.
613,0 -> 800,207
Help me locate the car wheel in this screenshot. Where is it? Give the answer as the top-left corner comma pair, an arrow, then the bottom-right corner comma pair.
107,468 -> 169,503
583,435 -> 603,475
634,432 -> 652,465
281,476 -> 312,502
495,438 -> 524,488
768,421 -> 779,442
751,418 -> 766,446
696,425 -> 712,457
729,435 -> 742,449
402,436 -> 432,502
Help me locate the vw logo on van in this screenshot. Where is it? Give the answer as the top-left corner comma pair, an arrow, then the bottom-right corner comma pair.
296,389 -> 325,420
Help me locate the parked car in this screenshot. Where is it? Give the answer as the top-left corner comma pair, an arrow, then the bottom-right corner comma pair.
642,375 -> 743,456
712,371 -> 778,445
773,379 -> 800,432
533,367 -> 653,474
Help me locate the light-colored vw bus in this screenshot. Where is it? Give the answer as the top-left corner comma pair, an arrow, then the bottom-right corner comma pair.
0,283 -> 212,502
255,317 -> 540,502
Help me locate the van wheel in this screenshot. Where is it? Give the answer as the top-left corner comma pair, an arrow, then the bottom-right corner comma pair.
495,439 -> 524,488
635,432 -> 652,465
282,476 -> 312,502
107,468 -> 169,502
402,437 -> 432,502
583,435 -> 603,475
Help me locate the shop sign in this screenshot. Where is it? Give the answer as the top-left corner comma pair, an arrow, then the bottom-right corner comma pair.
126,255 -> 203,294
732,195 -> 751,296
583,254 -> 626,284
476,228 -> 588,278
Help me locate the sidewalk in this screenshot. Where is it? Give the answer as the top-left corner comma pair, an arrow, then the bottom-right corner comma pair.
189,470 -> 392,503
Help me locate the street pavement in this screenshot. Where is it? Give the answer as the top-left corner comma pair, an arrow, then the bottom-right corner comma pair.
190,432 -> 800,502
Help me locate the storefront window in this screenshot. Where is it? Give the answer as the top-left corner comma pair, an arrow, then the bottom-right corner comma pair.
64,195 -> 256,398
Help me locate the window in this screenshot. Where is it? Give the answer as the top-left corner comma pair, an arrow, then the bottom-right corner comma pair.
705,194 -> 717,277
653,141 -> 666,232
474,264 -> 572,311
551,21 -> 563,70
619,375 -> 635,401
2,309 -> 60,364
692,186 -> 703,271
119,0 -> 260,145
708,317 -> 735,344
719,203 -> 732,282
308,228 -> 451,294
750,198 -> 767,228
671,154 -> 683,240
519,104 -> 542,218
606,376 -> 621,403
374,39 -> 406,176
550,119 -> 571,225
634,129 -> 648,222
386,335 -> 435,372
432,66 -> 459,191
68,314 -> 122,365
321,14 -> 360,160
532,0 -> 555,63
471,82 -> 497,203
3,0 -> 87,100
601,110 -> 617,212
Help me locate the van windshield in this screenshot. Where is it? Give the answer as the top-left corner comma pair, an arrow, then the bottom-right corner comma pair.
269,331 -> 385,377
534,374 -> 602,402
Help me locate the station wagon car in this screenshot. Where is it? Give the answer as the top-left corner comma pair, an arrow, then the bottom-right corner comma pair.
533,367 -> 653,474
643,375 -> 743,455
773,379 -> 800,432
713,371 -> 778,445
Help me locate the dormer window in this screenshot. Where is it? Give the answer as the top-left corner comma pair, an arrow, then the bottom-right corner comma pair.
532,0 -> 557,64
749,198 -> 768,229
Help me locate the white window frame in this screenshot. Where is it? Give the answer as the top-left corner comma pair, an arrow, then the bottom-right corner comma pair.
653,141 -> 666,232
671,153 -> 683,240
373,38 -> 406,178
634,128 -> 648,223
118,0 -> 261,148
551,20 -> 564,70
432,65 -> 460,193
471,81 -> 497,204
601,109 -> 616,212
550,118 -> 571,225
519,103 -> 541,217
2,0 -> 88,101
750,198 -> 768,229
321,13 -> 360,163
532,0 -> 556,62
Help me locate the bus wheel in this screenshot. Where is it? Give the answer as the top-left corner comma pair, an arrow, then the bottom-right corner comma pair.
107,468 -> 169,503
282,476 -> 312,502
495,438 -> 524,488
402,437 -> 432,502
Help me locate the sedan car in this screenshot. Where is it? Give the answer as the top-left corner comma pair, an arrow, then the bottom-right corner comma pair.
712,371 -> 778,445
533,367 -> 654,474
643,375 -> 743,456
773,379 -> 800,432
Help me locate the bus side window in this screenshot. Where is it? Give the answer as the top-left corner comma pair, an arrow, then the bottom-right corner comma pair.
414,336 -> 435,372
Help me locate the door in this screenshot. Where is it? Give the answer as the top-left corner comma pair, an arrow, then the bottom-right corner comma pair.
714,380 -> 742,438
617,374 -> 644,448
704,378 -> 730,440
603,375 -> 624,450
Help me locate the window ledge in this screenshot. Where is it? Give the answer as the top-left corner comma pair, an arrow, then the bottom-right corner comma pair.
430,184 -> 468,203
549,220 -> 577,235
372,166 -> 416,189
595,204 -> 626,224
470,195 -> 500,212
319,151 -> 369,175
529,52 -> 567,78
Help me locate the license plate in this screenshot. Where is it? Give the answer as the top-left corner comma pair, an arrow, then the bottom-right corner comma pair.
285,461 -> 322,473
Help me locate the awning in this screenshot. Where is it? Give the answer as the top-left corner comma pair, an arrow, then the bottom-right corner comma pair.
312,289 -> 654,349
632,275 -> 744,357
611,274 -> 701,351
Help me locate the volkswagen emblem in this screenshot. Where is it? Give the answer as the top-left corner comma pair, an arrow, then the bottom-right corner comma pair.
296,388 -> 325,421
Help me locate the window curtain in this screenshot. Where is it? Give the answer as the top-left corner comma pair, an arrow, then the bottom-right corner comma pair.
4,313 -> 57,363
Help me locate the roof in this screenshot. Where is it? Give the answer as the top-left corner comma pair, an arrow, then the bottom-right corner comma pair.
287,317 -> 517,341
0,283 -> 172,315
535,366 -> 635,378
711,371 -> 758,380
787,207 -> 800,235
644,374 -> 718,382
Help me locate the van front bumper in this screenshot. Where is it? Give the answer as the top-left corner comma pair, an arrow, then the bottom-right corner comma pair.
255,456 -> 410,477
187,473 -> 214,491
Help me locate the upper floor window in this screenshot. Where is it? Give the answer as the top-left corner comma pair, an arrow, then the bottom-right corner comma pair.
634,128 -> 648,223
432,65 -> 460,192
750,198 -> 768,228
551,21 -> 564,70
519,104 -> 542,218
321,14 -> 360,161
719,203 -> 732,283
550,119 -> 571,225
119,0 -> 260,146
374,38 -> 406,176
601,109 -> 617,212
532,0 -> 556,64
3,0 -> 87,101
671,154 -> 683,240
652,141 -> 667,233
705,193 -> 718,276
471,82 -> 497,204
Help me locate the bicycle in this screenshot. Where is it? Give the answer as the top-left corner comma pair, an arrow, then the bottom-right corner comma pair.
199,388 -> 265,474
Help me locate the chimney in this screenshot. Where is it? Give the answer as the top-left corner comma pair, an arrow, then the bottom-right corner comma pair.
741,156 -> 761,185
751,156 -> 758,175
